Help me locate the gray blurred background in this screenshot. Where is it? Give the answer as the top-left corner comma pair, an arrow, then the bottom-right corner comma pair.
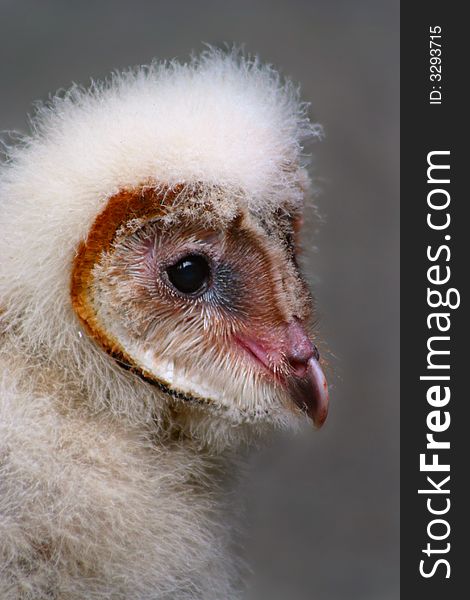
0,1 -> 399,598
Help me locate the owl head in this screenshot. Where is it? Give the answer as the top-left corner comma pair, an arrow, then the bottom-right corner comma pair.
0,49 -> 327,446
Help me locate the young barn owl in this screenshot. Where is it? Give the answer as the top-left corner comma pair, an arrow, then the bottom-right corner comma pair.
0,50 -> 328,599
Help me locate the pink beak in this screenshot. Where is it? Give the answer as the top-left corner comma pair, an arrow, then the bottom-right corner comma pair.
236,320 -> 329,428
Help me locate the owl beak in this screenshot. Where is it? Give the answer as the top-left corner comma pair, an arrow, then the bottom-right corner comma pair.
283,320 -> 329,428
236,320 -> 329,427
288,355 -> 329,428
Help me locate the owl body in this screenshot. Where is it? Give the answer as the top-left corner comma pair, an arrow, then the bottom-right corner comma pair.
0,51 -> 326,599
1,341 -> 244,599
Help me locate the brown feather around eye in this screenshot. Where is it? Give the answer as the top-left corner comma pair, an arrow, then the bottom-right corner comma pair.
0,50 -> 326,600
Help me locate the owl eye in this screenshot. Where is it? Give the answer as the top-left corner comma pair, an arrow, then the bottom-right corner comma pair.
166,254 -> 211,296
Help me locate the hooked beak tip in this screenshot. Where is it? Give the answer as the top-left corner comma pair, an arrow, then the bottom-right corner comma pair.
290,356 -> 329,428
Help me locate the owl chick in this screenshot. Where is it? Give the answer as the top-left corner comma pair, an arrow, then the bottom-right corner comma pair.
0,50 -> 328,599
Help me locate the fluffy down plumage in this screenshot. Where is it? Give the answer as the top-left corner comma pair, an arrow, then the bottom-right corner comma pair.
0,49 -> 323,599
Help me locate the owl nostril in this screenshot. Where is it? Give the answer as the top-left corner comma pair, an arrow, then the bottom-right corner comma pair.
285,320 -> 319,368
288,358 -> 309,378
287,345 -> 319,378
312,344 -> 320,361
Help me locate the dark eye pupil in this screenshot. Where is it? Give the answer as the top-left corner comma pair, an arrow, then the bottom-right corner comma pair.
166,254 -> 211,295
